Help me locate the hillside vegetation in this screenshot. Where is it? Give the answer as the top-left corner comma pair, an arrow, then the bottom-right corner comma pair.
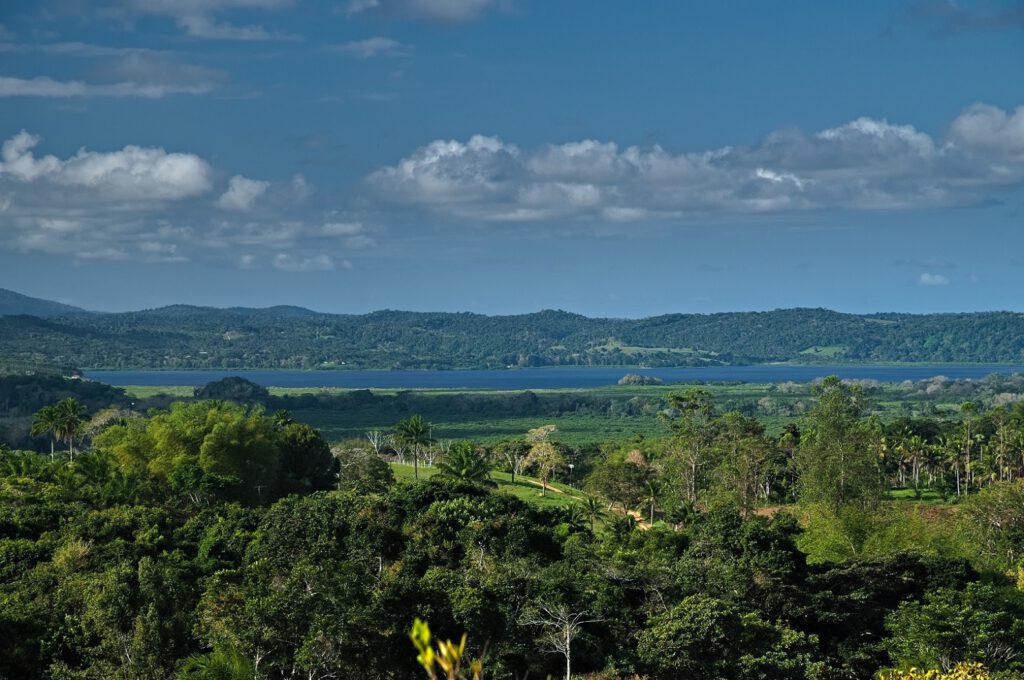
2,289 -> 1024,369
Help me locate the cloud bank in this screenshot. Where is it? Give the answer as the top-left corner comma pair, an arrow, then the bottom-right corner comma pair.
0,132 -> 371,271
366,103 -> 1024,222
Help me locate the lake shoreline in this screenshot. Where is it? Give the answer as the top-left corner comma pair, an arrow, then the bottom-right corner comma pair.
85,364 -> 1024,390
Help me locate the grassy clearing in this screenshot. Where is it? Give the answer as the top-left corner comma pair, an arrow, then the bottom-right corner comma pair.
122,385 -> 195,398
389,463 -> 587,511
288,409 -> 670,446
887,487 -> 957,505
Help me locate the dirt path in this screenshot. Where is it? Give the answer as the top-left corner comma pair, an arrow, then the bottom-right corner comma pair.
520,478 -> 587,502
518,479 -> 653,530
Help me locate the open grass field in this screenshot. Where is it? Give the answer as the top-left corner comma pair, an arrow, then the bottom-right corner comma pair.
887,487 -> 957,505
296,409 -> 671,446
389,462 -> 588,511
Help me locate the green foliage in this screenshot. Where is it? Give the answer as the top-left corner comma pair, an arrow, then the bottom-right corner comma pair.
885,583 -> 1024,674
193,377 -> 269,404
961,481 -> 1024,574
177,647 -> 253,680
410,618 -> 483,680
637,594 -> 822,679
8,380 -> 1024,679
95,401 -> 334,505
437,441 -> 492,484
797,377 -> 883,509
8,301 -> 1024,369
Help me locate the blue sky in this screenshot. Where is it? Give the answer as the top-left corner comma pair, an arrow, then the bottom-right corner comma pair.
0,0 -> 1022,316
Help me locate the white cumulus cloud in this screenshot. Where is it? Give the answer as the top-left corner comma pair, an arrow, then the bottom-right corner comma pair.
920,272 -> 951,286
273,252 -> 336,272
366,103 -> 1024,222
0,130 -> 213,200
217,175 -> 270,211
346,0 -> 507,22
0,75 -> 215,98
332,37 -> 410,58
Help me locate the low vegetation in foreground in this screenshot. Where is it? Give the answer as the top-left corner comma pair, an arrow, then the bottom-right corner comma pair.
4,374 -> 1024,677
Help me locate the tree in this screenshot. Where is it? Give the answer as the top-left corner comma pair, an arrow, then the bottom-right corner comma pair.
713,412 -> 777,515
493,439 -> 530,483
637,594 -> 820,680
30,404 -> 59,460
274,421 -> 337,495
177,647 -> 253,679
796,377 -> 882,509
53,397 -> 86,460
333,443 -> 395,492
437,441 -> 491,484
193,377 -> 269,403
524,429 -> 564,497
661,389 -> 719,505
585,454 -> 651,512
521,604 -> 602,680
365,430 -> 388,456
640,478 -> 660,525
885,583 -> 1024,674
962,480 -> 1024,573
582,496 -> 606,532
396,415 -> 433,480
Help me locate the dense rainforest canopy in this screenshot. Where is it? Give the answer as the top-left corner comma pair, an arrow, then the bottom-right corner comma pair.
5,376 -> 1024,678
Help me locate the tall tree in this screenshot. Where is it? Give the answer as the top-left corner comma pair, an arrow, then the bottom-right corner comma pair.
521,605 -> 602,680
396,415 -> 433,480
796,377 -> 882,509
494,439 -> 530,484
53,397 -> 86,460
524,425 -> 562,496
661,389 -> 719,506
30,404 -> 59,460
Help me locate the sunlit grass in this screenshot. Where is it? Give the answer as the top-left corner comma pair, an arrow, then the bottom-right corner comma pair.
389,463 -> 587,510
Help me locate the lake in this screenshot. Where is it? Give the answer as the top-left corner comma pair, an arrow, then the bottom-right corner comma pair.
86,364 -> 1024,390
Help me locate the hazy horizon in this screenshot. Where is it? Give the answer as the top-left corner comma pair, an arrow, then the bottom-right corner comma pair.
7,284 -> 1024,319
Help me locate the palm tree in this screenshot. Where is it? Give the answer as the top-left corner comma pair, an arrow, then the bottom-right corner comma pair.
31,404 -> 59,461
640,479 -> 660,525
178,647 -> 253,680
437,441 -> 491,483
395,414 -> 433,480
53,397 -> 86,460
611,514 -> 638,539
582,496 -> 606,532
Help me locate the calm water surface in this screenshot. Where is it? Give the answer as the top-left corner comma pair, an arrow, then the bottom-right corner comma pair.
87,365 -> 1024,390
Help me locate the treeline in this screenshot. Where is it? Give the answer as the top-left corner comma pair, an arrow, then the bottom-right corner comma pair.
4,302 -> 1024,369
585,379 -> 1024,536
6,394 -> 1024,678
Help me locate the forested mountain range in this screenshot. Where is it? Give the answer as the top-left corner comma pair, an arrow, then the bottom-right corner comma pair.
0,288 -> 91,318
2,288 -> 1024,369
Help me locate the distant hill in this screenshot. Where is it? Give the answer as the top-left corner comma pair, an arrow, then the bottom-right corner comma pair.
0,288 -> 90,318
1,288 -> 1023,369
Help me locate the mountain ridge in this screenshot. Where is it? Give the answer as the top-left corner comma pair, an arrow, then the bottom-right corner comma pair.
0,288 -> 92,318
2,288 -> 1024,370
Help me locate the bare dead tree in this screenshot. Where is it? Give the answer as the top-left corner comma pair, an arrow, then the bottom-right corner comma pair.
520,604 -> 603,680
365,430 -> 388,456
430,438 -> 454,467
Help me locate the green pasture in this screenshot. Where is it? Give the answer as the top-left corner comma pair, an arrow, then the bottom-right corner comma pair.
389,463 -> 587,511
